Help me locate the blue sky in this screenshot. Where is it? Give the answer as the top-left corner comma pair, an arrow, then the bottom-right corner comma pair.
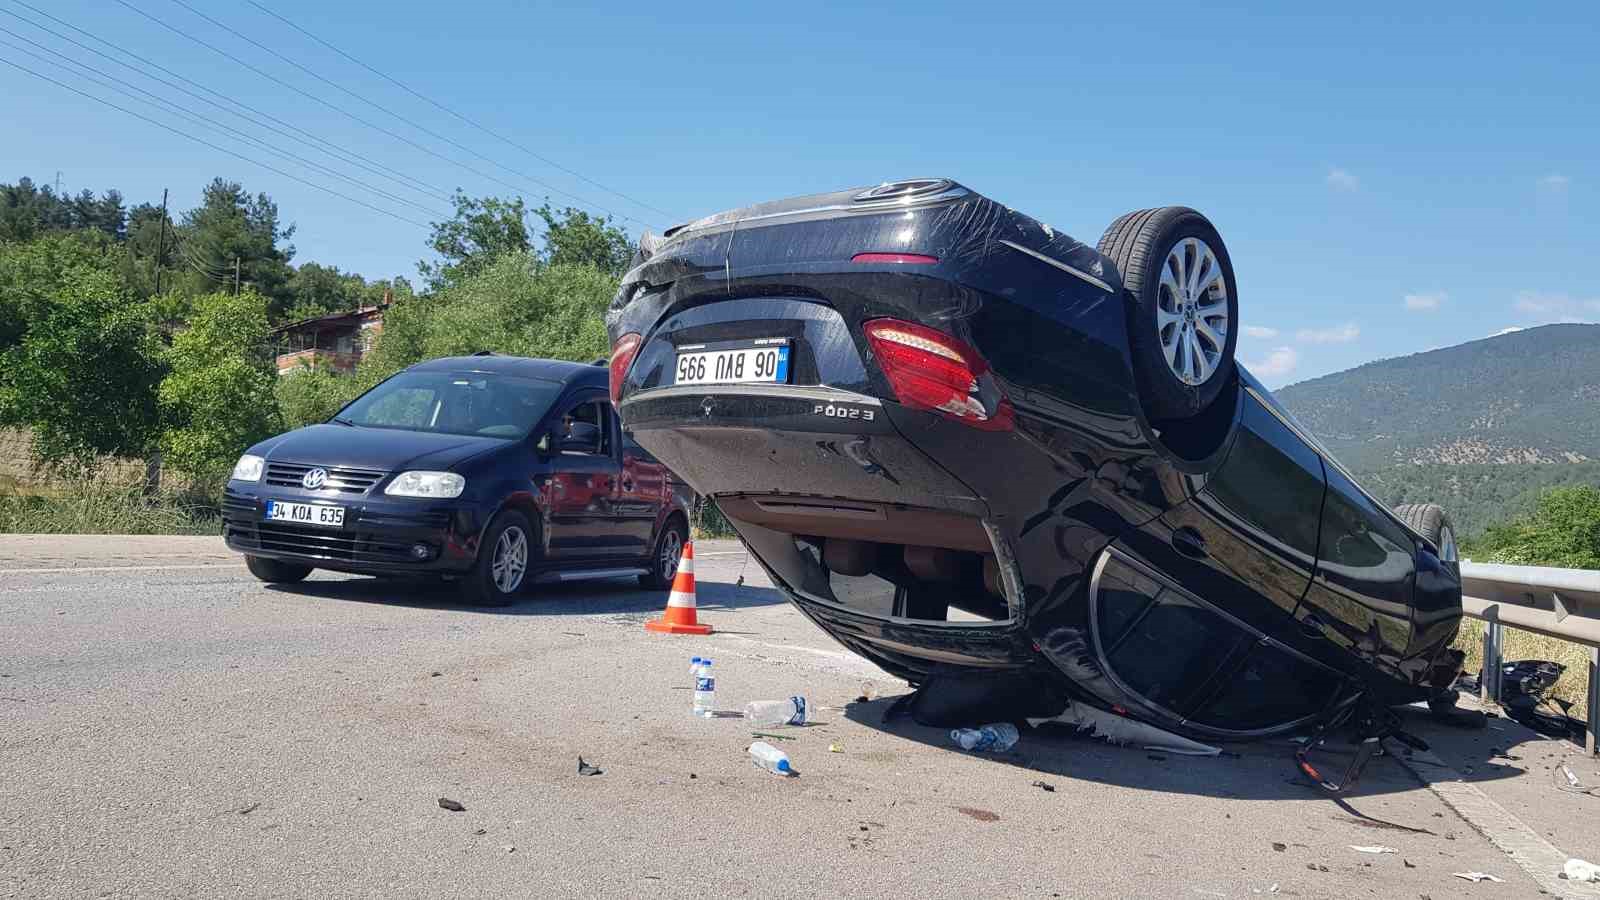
2,0 -> 1594,387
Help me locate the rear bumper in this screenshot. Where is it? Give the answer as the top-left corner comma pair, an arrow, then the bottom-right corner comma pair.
221,485 -> 483,575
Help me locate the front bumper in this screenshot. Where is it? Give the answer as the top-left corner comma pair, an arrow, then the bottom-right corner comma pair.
221,484 -> 484,575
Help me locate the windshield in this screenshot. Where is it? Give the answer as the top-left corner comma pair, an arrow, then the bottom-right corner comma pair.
336,370 -> 562,439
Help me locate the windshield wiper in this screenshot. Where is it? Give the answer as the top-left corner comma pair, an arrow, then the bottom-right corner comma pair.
330,416 -> 357,427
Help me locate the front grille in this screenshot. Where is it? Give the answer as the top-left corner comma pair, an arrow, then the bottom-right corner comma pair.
264,462 -> 387,494
230,521 -> 419,564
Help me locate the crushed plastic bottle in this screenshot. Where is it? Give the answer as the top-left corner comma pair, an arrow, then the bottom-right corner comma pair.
748,741 -> 795,776
692,658 -> 715,718
949,723 -> 1020,752
743,696 -> 811,726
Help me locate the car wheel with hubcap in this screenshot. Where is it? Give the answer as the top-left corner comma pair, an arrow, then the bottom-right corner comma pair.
640,516 -> 688,590
464,510 -> 533,607
1097,206 -> 1240,422
245,554 -> 313,584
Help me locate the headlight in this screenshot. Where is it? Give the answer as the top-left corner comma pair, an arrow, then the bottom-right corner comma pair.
231,454 -> 265,482
385,471 -> 465,499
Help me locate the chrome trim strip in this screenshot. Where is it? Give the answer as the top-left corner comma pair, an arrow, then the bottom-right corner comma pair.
623,383 -> 883,405
998,240 -> 1115,293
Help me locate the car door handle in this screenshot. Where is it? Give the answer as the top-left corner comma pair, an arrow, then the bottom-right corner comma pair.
1172,527 -> 1208,559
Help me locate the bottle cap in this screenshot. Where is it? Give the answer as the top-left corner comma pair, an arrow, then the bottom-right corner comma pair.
775,759 -> 792,774
691,656 -> 702,663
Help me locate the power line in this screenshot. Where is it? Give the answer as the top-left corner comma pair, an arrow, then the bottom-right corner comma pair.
117,0 -> 659,230
1,0 -> 452,205
0,27 -> 449,218
0,55 -> 434,229
244,0 -> 678,224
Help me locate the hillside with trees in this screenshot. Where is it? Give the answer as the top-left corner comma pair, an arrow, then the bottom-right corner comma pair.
0,172 -> 629,498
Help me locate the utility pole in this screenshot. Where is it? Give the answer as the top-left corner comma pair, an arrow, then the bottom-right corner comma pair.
233,257 -> 241,295
54,171 -> 61,195
153,188 -> 169,295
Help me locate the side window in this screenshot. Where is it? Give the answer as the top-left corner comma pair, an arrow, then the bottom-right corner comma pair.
558,400 -> 611,457
1204,395 -> 1325,559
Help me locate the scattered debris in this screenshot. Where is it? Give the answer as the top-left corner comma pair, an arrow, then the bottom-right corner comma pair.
751,731 -> 796,742
748,741 -> 795,776
577,757 -> 603,776
1029,702 -> 1220,756
1305,863 -> 1329,873
1031,780 -> 1057,793
689,773 -> 697,779
1404,859 -> 1415,868
858,681 -> 877,702
236,802 -> 260,815
473,828 -> 487,836
561,632 -> 585,637
1565,858 -> 1600,883
438,798 -> 466,812
430,671 -> 442,677
950,723 -> 1020,752
956,807 -> 1000,822
1271,842 -> 1287,852
503,845 -> 516,853
1350,845 -> 1398,854
1451,872 -> 1503,883
828,743 -> 844,753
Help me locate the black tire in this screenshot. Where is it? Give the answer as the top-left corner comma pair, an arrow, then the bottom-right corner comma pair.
1393,503 -> 1458,561
245,554 -> 313,584
462,510 -> 534,607
1097,207 -> 1240,421
640,515 -> 688,590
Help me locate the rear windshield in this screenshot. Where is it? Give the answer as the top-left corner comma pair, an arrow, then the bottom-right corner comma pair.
335,370 -> 562,439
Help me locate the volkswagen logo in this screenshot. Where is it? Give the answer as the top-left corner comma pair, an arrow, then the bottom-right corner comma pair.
301,467 -> 329,490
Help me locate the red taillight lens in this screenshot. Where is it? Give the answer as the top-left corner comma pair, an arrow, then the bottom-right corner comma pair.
851,252 -> 939,265
863,318 -> 1013,431
609,332 -> 641,404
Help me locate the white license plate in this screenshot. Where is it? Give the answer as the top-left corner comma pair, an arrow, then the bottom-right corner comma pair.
265,500 -> 345,528
674,339 -> 790,386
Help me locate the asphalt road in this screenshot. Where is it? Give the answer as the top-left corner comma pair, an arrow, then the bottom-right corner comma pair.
2,537 -> 1597,899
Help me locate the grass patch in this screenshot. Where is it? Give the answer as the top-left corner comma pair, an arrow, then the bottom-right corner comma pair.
1452,618 -> 1592,714
690,497 -> 739,540
0,482 -> 220,535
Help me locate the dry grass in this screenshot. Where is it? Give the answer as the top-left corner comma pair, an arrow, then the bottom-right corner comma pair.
0,481 -> 219,535
1453,618 -> 1593,713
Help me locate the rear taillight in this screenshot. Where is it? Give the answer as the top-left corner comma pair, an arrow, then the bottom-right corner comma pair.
609,333 -> 642,404
863,318 -> 1013,431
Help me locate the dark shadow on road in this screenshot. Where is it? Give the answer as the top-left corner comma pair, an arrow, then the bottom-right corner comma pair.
264,573 -> 785,616
841,694 -> 1569,806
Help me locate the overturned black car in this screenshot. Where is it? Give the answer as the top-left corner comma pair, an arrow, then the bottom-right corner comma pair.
605,179 -> 1465,748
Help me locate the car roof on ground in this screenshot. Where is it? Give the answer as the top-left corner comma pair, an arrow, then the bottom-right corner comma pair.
410,355 -> 607,386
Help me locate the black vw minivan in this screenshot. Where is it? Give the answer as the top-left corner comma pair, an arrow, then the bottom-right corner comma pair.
223,355 -> 692,605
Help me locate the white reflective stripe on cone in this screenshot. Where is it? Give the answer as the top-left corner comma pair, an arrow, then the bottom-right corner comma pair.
665,590 -> 697,609
677,556 -> 694,576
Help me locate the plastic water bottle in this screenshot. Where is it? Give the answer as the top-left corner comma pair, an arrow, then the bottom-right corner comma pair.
692,659 -> 715,718
748,741 -> 794,776
949,723 -> 1019,752
743,696 -> 811,726
689,656 -> 703,680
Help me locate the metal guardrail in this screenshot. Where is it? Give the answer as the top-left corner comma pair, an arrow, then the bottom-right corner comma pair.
1460,561 -> 1600,754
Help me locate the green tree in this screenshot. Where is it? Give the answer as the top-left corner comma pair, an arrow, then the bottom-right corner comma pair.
172,179 -> 296,315
275,364 -> 364,430
418,190 -> 530,289
158,290 -> 280,478
534,203 -> 633,276
363,252 -> 612,381
0,231 -> 121,350
1465,485 -> 1600,569
0,262 -> 163,472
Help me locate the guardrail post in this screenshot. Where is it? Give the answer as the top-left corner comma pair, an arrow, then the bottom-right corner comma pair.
1481,618 -> 1504,705
1588,646 -> 1598,756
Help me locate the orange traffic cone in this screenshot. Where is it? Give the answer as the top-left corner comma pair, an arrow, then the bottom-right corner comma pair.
644,541 -> 713,635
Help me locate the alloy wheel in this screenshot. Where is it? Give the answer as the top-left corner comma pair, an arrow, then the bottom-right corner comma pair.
491,525 -> 528,594
1157,237 -> 1230,386
659,528 -> 683,582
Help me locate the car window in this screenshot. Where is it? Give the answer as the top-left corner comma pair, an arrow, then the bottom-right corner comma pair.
1203,395 -> 1325,559
558,400 -> 612,456
338,370 -> 562,439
